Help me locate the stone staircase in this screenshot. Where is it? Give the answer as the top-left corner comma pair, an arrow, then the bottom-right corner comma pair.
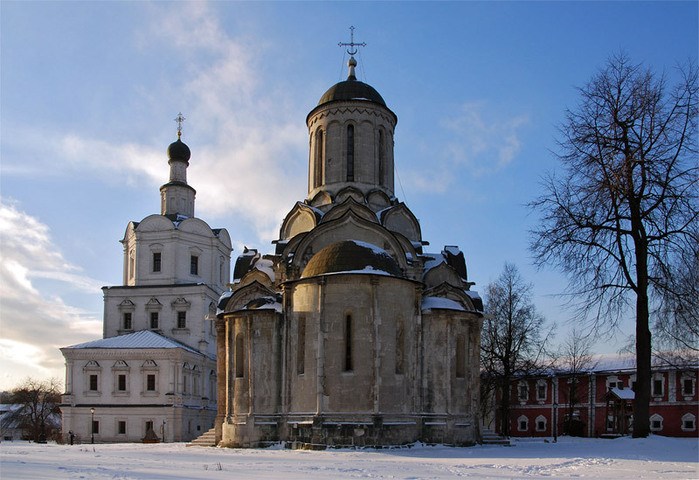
187,427 -> 217,447
480,428 -> 511,446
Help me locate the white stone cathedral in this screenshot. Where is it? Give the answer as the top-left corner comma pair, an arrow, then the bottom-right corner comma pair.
60,126 -> 232,443
215,54 -> 483,448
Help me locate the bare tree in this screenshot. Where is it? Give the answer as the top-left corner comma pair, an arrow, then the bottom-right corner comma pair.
654,239 -> 699,353
557,329 -> 598,436
1,378 -> 62,442
480,263 -> 553,437
530,54 -> 698,437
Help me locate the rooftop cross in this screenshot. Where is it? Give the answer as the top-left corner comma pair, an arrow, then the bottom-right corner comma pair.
338,26 -> 366,56
174,112 -> 186,139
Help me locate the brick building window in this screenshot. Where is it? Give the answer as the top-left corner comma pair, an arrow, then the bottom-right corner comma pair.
517,415 -> 528,432
650,414 -> 663,432
535,415 -> 547,432
518,381 -> 529,401
681,413 -> 696,431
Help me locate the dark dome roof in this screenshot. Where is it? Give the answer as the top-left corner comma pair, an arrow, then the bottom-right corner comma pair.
302,240 -> 402,278
167,138 -> 191,162
318,78 -> 387,107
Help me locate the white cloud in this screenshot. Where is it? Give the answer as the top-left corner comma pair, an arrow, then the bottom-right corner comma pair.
442,101 -> 528,176
0,200 -> 103,389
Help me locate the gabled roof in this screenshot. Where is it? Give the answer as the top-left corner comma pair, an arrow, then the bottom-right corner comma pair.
62,330 -> 201,355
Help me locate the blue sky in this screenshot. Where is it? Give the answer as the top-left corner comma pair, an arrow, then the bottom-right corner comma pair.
1,1 -> 697,390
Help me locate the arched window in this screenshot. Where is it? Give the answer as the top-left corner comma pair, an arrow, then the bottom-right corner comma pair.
517,415 -> 529,432
297,316 -> 306,375
235,333 -> 245,378
346,124 -> 355,181
344,314 -> 353,372
378,129 -> 385,186
455,334 -> 466,378
314,130 -> 323,188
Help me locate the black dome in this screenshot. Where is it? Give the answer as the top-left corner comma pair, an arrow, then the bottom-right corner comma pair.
318,79 -> 387,107
167,138 -> 191,162
302,240 -> 401,278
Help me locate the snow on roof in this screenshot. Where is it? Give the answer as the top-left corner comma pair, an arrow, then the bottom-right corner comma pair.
465,290 -> 482,301
252,258 -> 275,282
422,253 -> 446,272
63,330 -> 201,355
422,296 -> 466,312
443,246 -> 461,255
610,387 -> 635,400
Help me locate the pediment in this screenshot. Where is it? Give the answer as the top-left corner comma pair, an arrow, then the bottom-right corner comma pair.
279,202 -> 322,241
380,203 -> 422,243
308,190 -> 333,208
335,186 -> 365,205
320,197 -> 378,225
423,262 -> 464,289
367,189 -> 392,211
422,282 -> 476,311
289,210 -> 414,276
220,281 -> 279,314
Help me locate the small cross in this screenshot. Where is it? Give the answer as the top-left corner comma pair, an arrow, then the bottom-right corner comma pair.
174,112 -> 186,139
338,26 -> 366,56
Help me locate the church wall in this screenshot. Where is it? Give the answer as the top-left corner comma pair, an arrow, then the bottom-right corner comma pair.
60,348 -> 216,443
103,284 -> 218,357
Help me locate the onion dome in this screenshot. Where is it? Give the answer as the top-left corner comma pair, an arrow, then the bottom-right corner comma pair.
317,56 -> 387,107
167,138 -> 191,162
301,240 -> 402,278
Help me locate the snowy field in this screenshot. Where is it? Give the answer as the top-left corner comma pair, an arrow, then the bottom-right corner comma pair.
1,436 -> 697,479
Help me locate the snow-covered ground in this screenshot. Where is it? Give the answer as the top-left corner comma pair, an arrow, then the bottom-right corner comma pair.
1,436 -> 697,479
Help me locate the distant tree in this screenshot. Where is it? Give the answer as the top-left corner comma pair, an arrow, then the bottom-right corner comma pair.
557,329 -> 598,435
530,54 -> 698,437
1,378 -> 62,442
480,263 -> 553,437
654,239 -> 699,353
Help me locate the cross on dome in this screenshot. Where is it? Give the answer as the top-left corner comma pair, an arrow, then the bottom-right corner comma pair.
174,112 -> 186,139
338,26 -> 366,56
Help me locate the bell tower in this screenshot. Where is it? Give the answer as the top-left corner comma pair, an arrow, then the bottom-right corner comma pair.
160,112 -> 196,218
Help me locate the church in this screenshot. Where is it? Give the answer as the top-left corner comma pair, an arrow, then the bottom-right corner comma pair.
214,51 -> 484,447
60,123 -> 232,443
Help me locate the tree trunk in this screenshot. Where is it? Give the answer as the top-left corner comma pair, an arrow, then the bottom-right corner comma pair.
500,375 -> 511,437
634,284 -> 652,438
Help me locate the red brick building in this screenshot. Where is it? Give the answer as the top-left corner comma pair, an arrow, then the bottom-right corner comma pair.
497,356 -> 698,438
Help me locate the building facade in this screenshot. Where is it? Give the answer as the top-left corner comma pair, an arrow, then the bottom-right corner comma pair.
215,55 -> 484,448
499,357 -> 698,438
60,131 -> 232,443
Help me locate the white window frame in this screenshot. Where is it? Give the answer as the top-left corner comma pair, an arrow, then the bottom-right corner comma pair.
517,415 -> 529,432
535,415 -> 547,432
536,379 -> 547,402
652,373 -> 665,398
518,381 -> 529,402
650,413 -> 663,432
680,372 -> 696,399
141,360 -> 159,396
681,413 -> 696,432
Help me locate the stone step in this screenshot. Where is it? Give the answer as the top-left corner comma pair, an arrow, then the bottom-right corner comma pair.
187,427 -> 217,447
480,428 -> 511,446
